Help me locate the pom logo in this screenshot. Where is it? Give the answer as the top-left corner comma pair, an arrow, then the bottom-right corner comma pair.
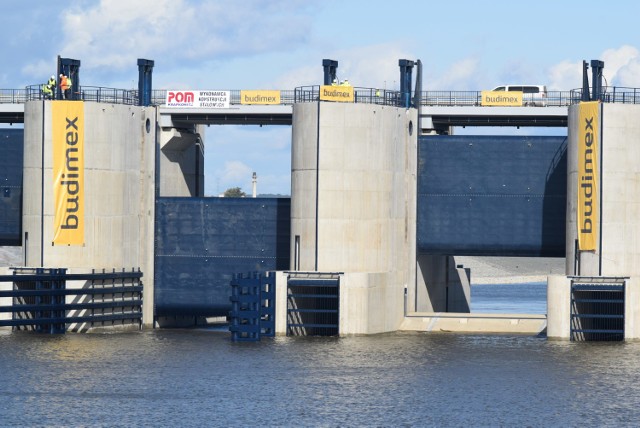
166,91 -> 195,106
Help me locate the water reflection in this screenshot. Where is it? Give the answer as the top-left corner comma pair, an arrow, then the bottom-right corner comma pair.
1,330 -> 640,426
471,282 -> 547,314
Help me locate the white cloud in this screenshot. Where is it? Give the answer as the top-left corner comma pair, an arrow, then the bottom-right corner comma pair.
430,57 -> 482,90
273,65 -> 321,89
203,125 -> 291,195
601,45 -> 638,84
55,0 -> 314,81
208,160 -> 253,195
547,60 -> 582,91
616,60 -> 640,87
333,44 -> 415,89
547,45 -> 640,90
21,59 -> 58,81
273,42 -> 415,90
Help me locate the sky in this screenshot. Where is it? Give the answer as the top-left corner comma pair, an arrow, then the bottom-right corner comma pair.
3,0 -> 640,195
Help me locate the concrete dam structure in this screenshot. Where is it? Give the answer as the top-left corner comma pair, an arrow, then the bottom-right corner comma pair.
5,94 -> 561,336
4,57 -> 640,340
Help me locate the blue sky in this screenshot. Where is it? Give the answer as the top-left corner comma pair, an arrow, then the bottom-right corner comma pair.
3,0 -> 640,195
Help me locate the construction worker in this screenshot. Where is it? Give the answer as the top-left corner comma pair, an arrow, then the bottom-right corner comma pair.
341,79 -> 351,87
41,83 -> 53,99
60,74 -> 70,100
46,75 -> 56,99
331,78 -> 338,86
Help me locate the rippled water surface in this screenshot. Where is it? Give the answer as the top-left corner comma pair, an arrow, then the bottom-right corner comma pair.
2,327 -> 640,427
471,281 -> 547,314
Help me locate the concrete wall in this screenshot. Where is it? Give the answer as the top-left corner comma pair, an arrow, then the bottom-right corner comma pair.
399,312 -> 546,334
158,125 -> 204,197
290,102 -> 417,334
546,275 -> 571,340
416,255 -> 470,312
22,101 -> 156,326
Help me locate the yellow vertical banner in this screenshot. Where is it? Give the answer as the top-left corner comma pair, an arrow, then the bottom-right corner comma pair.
52,101 -> 84,245
577,101 -> 599,251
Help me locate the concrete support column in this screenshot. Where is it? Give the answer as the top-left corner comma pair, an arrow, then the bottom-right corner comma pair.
625,277 -> 640,340
158,126 -> 205,197
22,101 -> 157,327
547,275 -> 571,340
566,104 -> 640,277
290,102 -> 417,334
274,271 -> 288,335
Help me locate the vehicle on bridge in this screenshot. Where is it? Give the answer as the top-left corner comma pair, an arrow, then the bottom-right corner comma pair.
491,85 -> 548,106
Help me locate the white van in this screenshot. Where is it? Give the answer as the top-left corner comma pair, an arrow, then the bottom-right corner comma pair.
492,85 -> 547,106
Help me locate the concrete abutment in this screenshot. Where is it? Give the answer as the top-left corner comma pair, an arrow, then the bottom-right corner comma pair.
23,101 -> 156,325
547,103 -> 640,340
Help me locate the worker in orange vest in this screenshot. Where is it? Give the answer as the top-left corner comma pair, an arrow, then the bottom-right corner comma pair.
59,74 -> 70,99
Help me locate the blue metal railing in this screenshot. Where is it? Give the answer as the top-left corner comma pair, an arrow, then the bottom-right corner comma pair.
0,267 -> 143,333
3,85 -> 640,108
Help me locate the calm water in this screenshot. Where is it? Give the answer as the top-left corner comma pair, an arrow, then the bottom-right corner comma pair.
471,282 -> 547,314
2,284 -> 640,427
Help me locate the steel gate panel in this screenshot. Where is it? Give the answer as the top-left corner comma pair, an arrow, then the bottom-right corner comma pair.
154,197 -> 290,317
570,277 -> 625,341
0,129 -> 23,246
418,135 -> 567,256
286,273 -> 340,336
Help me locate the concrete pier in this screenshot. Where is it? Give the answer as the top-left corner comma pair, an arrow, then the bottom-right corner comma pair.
286,101 -> 417,334
22,101 -> 156,326
158,126 -> 204,197
548,103 -> 640,340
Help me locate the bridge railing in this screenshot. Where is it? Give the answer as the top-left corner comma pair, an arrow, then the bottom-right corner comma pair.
5,85 -> 640,108
294,85 -> 405,107
570,87 -> 640,104
25,85 -> 138,104
0,89 -> 28,104
421,90 -> 579,107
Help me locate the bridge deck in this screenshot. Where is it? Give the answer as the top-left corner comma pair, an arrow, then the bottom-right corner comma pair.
2,101 -> 568,128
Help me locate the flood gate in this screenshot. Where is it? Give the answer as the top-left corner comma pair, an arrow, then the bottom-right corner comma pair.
570,277 -> 625,341
418,135 -> 567,256
0,129 -> 23,246
155,197 -> 290,319
287,272 -> 340,336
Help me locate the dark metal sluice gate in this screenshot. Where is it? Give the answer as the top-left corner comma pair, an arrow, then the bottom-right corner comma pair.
571,277 -> 626,341
287,273 -> 340,336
